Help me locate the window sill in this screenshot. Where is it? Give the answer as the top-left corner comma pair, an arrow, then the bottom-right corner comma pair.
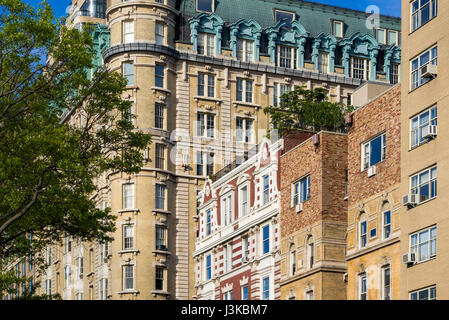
410,256 -> 436,267
118,249 -> 140,255
232,101 -> 261,109
194,96 -> 221,104
152,290 -> 170,296
152,209 -> 172,215
152,249 -> 171,255
408,17 -> 437,36
118,208 -> 140,214
118,290 -> 139,295
409,138 -> 435,151
408,196 -> 437,209
151,86 -> 171,95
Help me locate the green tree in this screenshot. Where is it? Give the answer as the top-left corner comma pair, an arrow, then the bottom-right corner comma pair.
0,0 -> 151,297
264,86 -> 354,136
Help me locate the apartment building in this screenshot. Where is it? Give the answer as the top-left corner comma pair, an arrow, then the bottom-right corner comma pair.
33,0 -> 401,300
279,131 -> 348,300
194,138 -> 282,300
346,84 -> 401,300
400,0 -> 445,300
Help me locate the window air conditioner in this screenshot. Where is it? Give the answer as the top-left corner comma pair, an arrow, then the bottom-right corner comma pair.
402,194 -> 418,208
296,202 -> 303,213
402,253 -> 416,265
422,125 -> 437,139
421,64 -> 437,78
367,165 -> 376,177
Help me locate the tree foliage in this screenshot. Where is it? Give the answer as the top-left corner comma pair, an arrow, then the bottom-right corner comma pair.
264,86 -> 354,136
0,0 -> 151,297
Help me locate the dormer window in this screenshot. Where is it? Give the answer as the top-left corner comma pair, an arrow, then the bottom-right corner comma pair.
197,33 -> 215,56
332,20 -> 343,38
274,9 -> 295,28
197,0 -> 214,13
376,28 -> 386,44
236,39 -> 254,62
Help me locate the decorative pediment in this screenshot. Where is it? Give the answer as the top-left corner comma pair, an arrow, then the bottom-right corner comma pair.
218,184 -> 235,196
313,33 -> 337,51
385,45 -> 401,62
230,19 -> 262,61
189,13 -> 224,54
340,32 -> 380,57
266,19 -> 309,45
91,24 -> 110,71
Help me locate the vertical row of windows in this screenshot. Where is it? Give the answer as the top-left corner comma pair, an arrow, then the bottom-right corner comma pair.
411,0 -> 438,32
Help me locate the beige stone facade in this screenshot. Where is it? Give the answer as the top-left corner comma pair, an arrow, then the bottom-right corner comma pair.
400,0 -> 447,300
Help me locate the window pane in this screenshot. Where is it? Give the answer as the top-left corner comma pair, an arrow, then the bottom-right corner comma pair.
197,0 -> 213,12
369,135 -> 382,166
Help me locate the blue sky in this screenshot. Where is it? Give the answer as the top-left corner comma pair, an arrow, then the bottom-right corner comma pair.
24,0 -> 401,19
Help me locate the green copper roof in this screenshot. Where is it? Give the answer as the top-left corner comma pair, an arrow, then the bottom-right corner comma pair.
178,0 -> 401,38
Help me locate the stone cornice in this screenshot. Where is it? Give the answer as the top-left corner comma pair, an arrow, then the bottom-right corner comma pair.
102,43 -> 363,87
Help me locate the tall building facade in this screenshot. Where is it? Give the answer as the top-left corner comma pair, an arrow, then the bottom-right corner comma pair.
279,131 -> 348,300
32,0 -> 401,300
194,138 -> 283,300
346,84 -> 401,300
400,0 -> 442,300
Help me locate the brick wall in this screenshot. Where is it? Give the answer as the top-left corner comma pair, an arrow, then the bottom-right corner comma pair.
347,85 -> 401,207
280,132 -> 348,237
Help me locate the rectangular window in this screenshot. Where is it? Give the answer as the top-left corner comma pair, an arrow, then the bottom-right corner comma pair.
410,105 -> 437,148
274,10 -> 295,27
198,73 -> 215,97
206,209 -> 212,236
290,250 -> 296,276
383,210 -> 391,239
240,186 -> 248,217
390,63 -> 400,84
197,33 -> 215,56
196,152 -> 214,176
318,52 -> 329,74
273,83 -> 292,106
155,225 -> 167,250
411,0 -> 438,32
236,79 -> 253,103
123,225 -> 134,250
360,221 -> 367,248
206,254 -> 212,280
123,183 -> 135,209
410,225 -> 437,262
196,151 -> 203,176
376,28 -> 386,44
196,113 -> 215,138
383,265 -> 391,300
155,103 -> 165,129
263,175 -> 270,204
196,0 -> 213,13
123,63 -> 134,85
242,236 -> 249,259
292,175 -> 311,206
123,266 -> 134,290
223,290 -> 233,300
221,195 -> 232,226
277,46 -> 297,69
155,144 -> 166,170
332,20 -> 343,37
224,244 -> 232,272
410,286 -> 436,300
155,21 -> 165,46
242,285 -> 248,300
64,265 -> 71,288
307,241 -> 314,268
76,257 -> 84,278
410,166 -> 437,203
155,184 -> 166,210
155,64 -> 164,88
388,30 -> 399,46
262,225 -> 270,254
123,21 -> 134,43
360,274 -> 367,300
155,267 -> 164,290
411,45 -> 437,90
236,39 -> 254,62
262,277 -> 270,300
351,57 -> 370,80
362,133 -> 386,170
236,118 -> 253,143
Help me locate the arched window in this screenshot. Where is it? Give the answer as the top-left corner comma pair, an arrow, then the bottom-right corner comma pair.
306,236 -> 314,269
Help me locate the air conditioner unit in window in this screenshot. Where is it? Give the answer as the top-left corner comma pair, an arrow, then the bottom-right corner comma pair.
402,253 -> 416,265
367,165 -> 376,177
402,194 -> 418,208
295,202 -> 303,213
422,64 -> 437,78
422,125 -> 437,139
